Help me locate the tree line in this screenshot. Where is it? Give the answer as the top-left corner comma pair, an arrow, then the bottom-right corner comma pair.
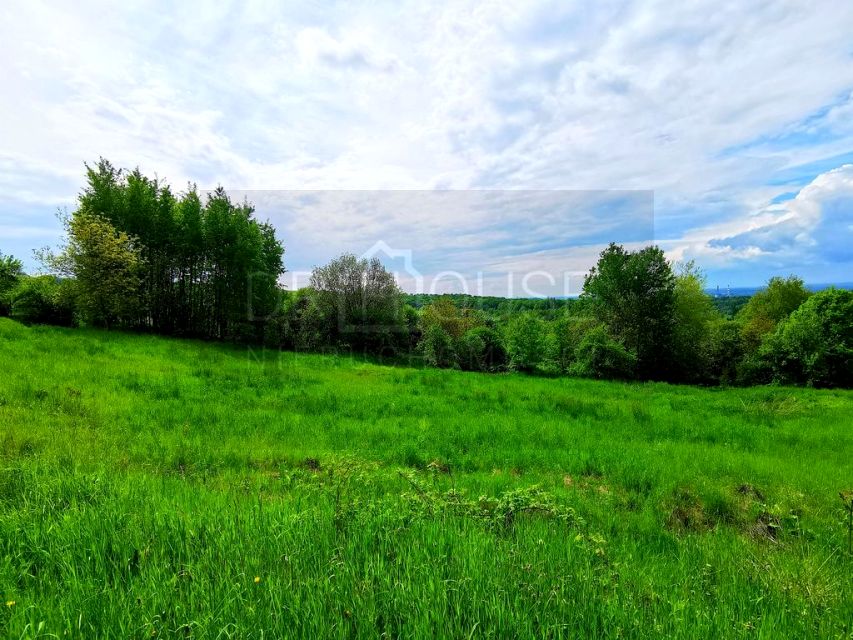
1,161 -> 850,388
19,159 -> 284,341
401,248 -> 850,387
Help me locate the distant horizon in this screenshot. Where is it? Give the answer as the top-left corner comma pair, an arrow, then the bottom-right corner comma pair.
11,230 -> 850,299
396,280 -> 853,300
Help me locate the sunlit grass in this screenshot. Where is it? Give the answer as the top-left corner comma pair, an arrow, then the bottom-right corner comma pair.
0,318 -> 851,638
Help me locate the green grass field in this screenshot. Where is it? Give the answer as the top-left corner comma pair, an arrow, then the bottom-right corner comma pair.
1,318 -> 851,638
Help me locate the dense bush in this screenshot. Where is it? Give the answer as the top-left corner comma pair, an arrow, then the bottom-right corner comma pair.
569,326 -> 636,380
419,296 -> 482,339
670,262 -> 718,383
455,329 -> 485,371
767,288 -> 852,387
267,289 -> 321,351
421,324 -> 457,368
9,276 -> 75,326
0,252 -> 24,316
548,315 -> 599,373
457,326 -> 508,372
504,313 -> 547,372
706,319 -> 743,385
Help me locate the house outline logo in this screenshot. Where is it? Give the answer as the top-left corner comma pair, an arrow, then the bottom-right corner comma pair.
360,240 -> 424,293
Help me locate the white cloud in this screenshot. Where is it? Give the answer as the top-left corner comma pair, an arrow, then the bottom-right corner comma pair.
663,164 -> 853,271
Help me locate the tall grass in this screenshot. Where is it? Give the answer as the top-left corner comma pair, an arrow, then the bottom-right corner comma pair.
0,319 -> 851,638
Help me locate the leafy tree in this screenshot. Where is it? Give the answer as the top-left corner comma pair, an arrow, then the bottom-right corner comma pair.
738,276 -> 810,351
421,324 -> 457,368
174,186 -> 204,333
268,289 -> 304,349
402,304 -> 421,350
310,254 -> 404,351
45,213 -> 142,328
569,325 -> 636,380
582,243 -> 675,379
504,312 -> 547,372
711,295 -> 750,318
419,296 -> 483,339
706,318 -> 743,385
671,261 -> 719,382
456,330 -> 485,371
769,288 -> 852,387
0,252 -> 24,315
0,252 -> 23,293
548,314 -> 600,373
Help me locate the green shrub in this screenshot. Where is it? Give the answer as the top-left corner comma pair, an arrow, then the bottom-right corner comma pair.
421,324 -> 457,368
0,252 -> 24,316
10,276 -> 76,326
547,315 -> 600,373
569,326 -> 636,380
671,261 -> 718,383
504,313 -> 547,372
770,288 -> 852,388
457,326 -> 507,372
736,350 -> 774,386
706,319 -> 744,385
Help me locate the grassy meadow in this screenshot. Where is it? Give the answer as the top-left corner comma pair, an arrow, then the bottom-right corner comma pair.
0,317 -> 851,638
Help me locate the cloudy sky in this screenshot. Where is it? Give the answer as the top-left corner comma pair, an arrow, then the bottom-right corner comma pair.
1,0 -> 852,295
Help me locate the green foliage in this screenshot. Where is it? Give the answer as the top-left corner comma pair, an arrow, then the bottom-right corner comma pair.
671,262 -> 719,383
583,243 -> 676,379
569,325 -> 637,379
418,297 -> 502,370
14,160 -> 851,388
309,254 -> 405,351
504,312 -> 547,372
420,323 -> 457,368
400,474 -> 583,529
0,252 -> 24,316
548,315 -> 601,373
402,303 -> 420,349
456,326 -> 508,372
418,295 -> 483,339
738,276 -> 810,351
52,159 -> 285,339
48,212 -> 142,327
0,252 -> 23,292
270,288 -> 326,351
706,318 -> 744,385
711,295 -> 750,318
9,276 -> 75,326
406,292 -> 573,319
768,288 -> 852,387
455,327 -> 485,371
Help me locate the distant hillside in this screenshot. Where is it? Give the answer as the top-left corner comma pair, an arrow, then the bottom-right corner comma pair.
404,282 -> 851,320
404,293 -> 575,314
